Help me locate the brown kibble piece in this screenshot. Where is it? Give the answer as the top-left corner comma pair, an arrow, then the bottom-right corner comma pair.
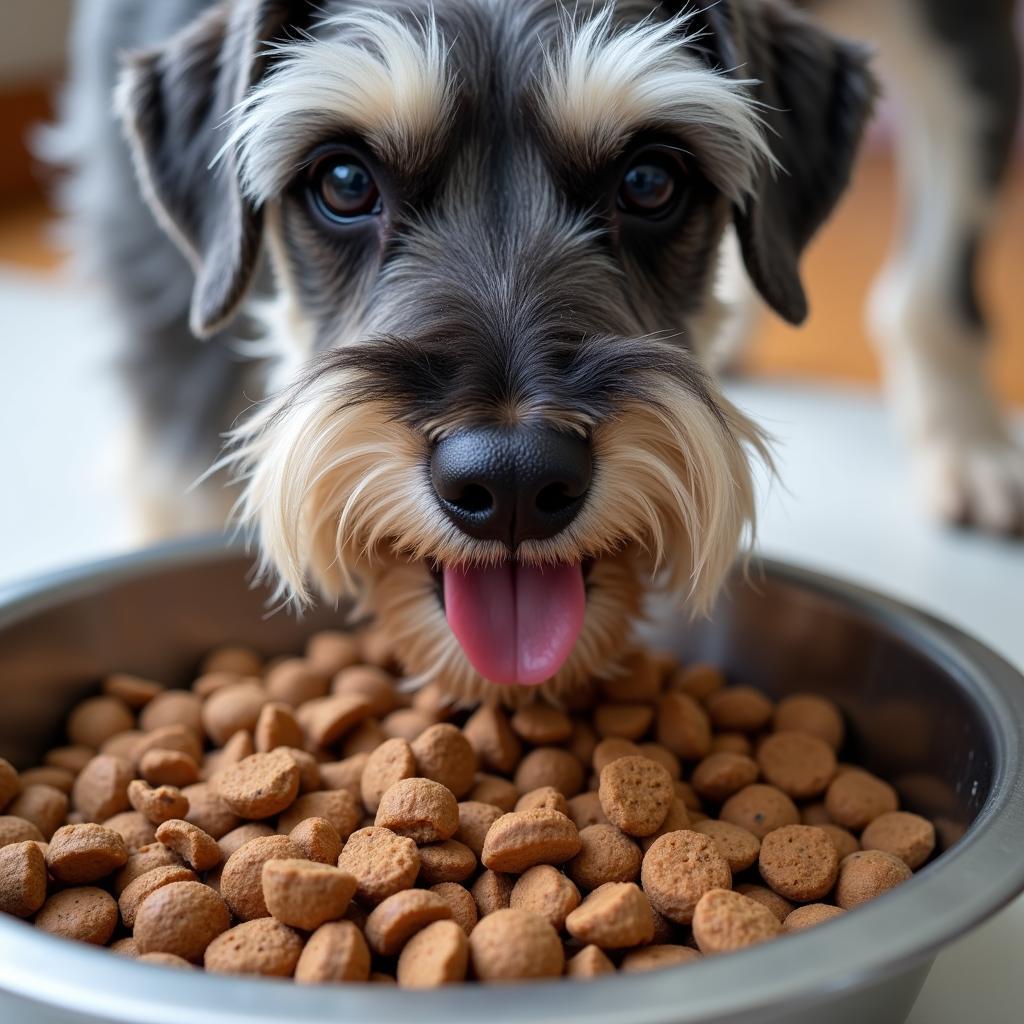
155,819 -> 222,872
592,738 -> 640,776
469,908 -> 564,981
365,888 -> 453,955
20,766 -> 75,794
254,702 -> 304,753
134,723 -> 203,765
305,632 -> 360,675
621,944 -> 702,973
118,864 -> 198,927
34,887 -> 118,946
510,864 -> 581,930
334,665 -> 402,718
734,883 -> 794,923
641,830 -> 731,924
204,917 -> 303,976
138,952 -> 193,968
463,705 -> 522,775
215,750 -> 300,820
0,841 -> 47,917
640,797 -> 692,852
139,691 -> 203,737
784,903 -> 846,931
0,815 -> 44,848
103,674 -> 163,708
455,801 -> 504,857
266,658 -> 330,707
692,888 -> 780,953
566,944 -> 616,978
297,694 -> 372,748
44,746 -> 96,775
361,738 -> 416,814
278,790 -> 361,839
337,826 -> 420,905
710,733 -> 753,756
10,783 -> 69,839
318,754 -> 368,802
567,823 -> 642,889
45,823 -> 128,883
565,882 -> 654,949
861,811 -> 936,869
655,693 -> 712,761
375,777 -> 459,843
481,809 -> 581,873
691,753 -> 760,803
104,809 -> 158,851
181,782 -> 239,839
201,681 -> 267,748
515,786 -> 569,816
411,724 -> 478,798
599,756 -> 673,837
381,708 -> 433,742
397,919 -> 469,988
418,839 -> 476,884
719,784 -> 799,840
262,858 -> 356,930
220,835 -> 303,920
773,694 -> 845,751
101,730 -> 144,762
201,645 -> 263,677
218,824 -> 274,861
514,747 -> 584,798
820,823 -> 860,861
430,882 -> 478,935
692,819 -> 761,873
758,825 -> 839,901
593,703 -> 654,741
706,687 -> 774,733
510,705 -> 573,745
835,850 -> 912,909
468,774 -> 519,811
668,662 -> 725,701
110,937 -> 138,957
288,817 -> 342,864
295,920 -> 371,983
600,650 -> 664,703
128,779 -> 189,825
637,743 -> 682,779
67,696 -> 135,750
139,749 -> 200,788
72,755 -> 132,824
757,731 -> 837,799
825,771 -> 899,830
112,843 -> 183,895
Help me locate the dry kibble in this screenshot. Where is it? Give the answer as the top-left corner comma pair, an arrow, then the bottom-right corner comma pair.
205,917 -> 303,976
861,811 -> 936,869
134,724 -> 203,766
254,702 -> 304,753
138,952 -> 193,968
397,919 -> 469,988
599,756 -> 673,837
801,801 -> 831,826
510,864 -> 581,930
706,687 -> 774,733
691,753 -> 760,803
463,705 -> 522,774
0,840 -> 47,917
593,703 -> 654,741
265,659 -> 329,708
566,944 -> 616,978
262,858 -> 356,930
295,920 -> 371,983
101,731 -> 145,762
820,823 -> 860,861
44,746 -> 95,775
511,705 -> 573,745
691,888 -> 781,953
471,869 -> 514,916
110,937 -> 139,957
825,771 -> 899,830
20,766 -> 75,793
469,908 -> 564,981
566,792 -> 609,830
784,903 -> 846,931
515,748 -> 584,798
481,809 -> 581,873
411,724 -> 478,798
127,779 -> 189,825
365,888 -> 453,955
118,864 -> 198,927
621,944 -> 702,973
692,819 -> 761,873
567,823 -> 642,889
155,819 -> 222,872
214,750 -> 300,820
430,882 -> 478,935
220,835 -> 303,920
758,825 -> 839,901
297,694 -> 372,748
72,755 -> 132,824
305,632 -> 360,676
112,843 -> 183,895
641,797 -> 692,852
103,674 -> 164,710
455,801 -> 504,857
565,882 -> 654,949
734,883 -> 793,923
288,817 -> 342,865
756,732 -> 837,799
600,650 -> 664,703
381,708 -> 433,742
201,645 -> 263,677
656,693 -> 712,760
201,681 -> 267,748
140,690 -> 203,737
341,718 -> 388,758
181,782 -> 239,840
45,823 -> 128,883
773,694 -> 845,751
67,696 -> 135,750
417,839 -> 476,884
719,784 -> 800,840
10,783 -> 69,840
319,754 -> 369,802
835,850 -> 912,909
592,738 -> 641,776
337,827 -> 420,905
669,663 -> 726,701
34,887 -> 118,946
515,786 -> 569,816
375,777 -> 459,843
641,830 -> 731,924
104,810 -> 157,851
568,722 -> 599,767
278,790 -> 361,839
333,665 -> 401,717
710,733 -> 753,757
468,774 -> 519,811
361,737 -> 416,813
139,749 -> 200,788
637,743 -> 681,779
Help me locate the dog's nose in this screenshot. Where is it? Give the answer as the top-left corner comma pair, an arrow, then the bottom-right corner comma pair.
430,426 -> 592,547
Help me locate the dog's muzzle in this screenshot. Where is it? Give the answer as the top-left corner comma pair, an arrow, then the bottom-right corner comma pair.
428,425 -> 592,688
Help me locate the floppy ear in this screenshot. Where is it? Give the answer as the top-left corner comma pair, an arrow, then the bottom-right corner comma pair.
116,1 -> 316,338
684,0 -> 877,324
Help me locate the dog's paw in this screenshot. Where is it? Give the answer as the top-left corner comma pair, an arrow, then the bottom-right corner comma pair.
915,438 -> 1024,535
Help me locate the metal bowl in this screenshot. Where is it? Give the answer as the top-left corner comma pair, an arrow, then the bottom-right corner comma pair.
1,537 -> 1022,1024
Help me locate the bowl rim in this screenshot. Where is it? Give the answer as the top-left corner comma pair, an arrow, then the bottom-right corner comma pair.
1,538 -> 1023,1024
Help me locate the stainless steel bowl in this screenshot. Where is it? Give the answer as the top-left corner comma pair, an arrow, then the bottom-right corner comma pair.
1,537 -> 1023,1024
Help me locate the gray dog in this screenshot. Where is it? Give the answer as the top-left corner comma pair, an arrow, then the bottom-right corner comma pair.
53,0 -> 1020,701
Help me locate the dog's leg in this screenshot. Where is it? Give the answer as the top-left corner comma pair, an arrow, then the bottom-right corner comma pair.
849,0 -> 1023,532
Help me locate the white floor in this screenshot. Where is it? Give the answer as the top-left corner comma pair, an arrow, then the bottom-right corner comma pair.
1,269 -> 1022,1022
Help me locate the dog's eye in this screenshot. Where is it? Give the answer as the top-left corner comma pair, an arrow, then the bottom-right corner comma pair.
310,155 -> 382,222
617,151 -> 686,217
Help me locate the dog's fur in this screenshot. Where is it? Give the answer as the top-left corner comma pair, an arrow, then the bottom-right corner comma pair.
52,0 -> 1021,701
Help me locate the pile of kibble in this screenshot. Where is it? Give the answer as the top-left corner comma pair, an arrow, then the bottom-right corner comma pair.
0,632 -> 937,986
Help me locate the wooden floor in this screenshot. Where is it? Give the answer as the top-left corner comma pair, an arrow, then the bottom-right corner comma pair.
1,151 -> 1022,404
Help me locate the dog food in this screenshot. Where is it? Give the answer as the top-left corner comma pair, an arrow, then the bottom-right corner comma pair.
0,634 -> 943,986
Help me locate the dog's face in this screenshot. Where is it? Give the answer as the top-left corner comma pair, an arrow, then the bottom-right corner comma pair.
119,0 -> 873,702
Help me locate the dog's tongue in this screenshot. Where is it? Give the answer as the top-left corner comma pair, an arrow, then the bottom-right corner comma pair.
443,562 -> 585,686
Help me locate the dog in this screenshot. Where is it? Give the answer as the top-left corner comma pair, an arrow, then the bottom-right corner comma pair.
51,0 -> 1021,702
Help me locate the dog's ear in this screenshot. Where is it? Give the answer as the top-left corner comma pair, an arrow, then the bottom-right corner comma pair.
683,0 -> 876,324
117,1 -> 316,338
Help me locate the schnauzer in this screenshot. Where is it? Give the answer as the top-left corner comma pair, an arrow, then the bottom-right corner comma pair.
54,0 -> 1021,701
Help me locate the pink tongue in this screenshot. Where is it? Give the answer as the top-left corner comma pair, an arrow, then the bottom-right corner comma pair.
443,562 -> 585,686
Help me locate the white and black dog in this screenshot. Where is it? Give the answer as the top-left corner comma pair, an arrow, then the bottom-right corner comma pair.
53,0 -> 1020,702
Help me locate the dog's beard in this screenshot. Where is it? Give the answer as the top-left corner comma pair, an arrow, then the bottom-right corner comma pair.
224,349 -> 766,704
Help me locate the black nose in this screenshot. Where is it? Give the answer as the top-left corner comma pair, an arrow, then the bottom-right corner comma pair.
430,426 -> 592,547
